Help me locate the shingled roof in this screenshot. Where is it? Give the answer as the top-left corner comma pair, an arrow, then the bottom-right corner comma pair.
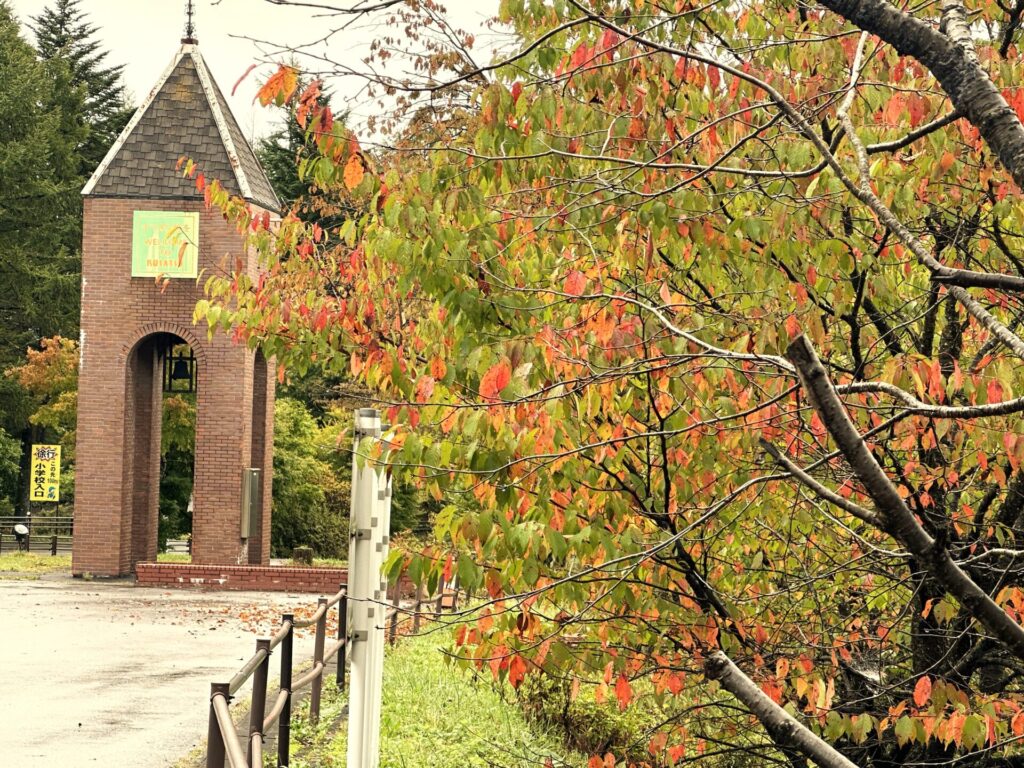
82,44 -> 281,212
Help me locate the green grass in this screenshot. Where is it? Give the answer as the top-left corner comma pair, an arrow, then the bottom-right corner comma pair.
307,557 -> 347,569
157,552 -> 192,563
286,632 -> 584,768
0,552 -> 71,575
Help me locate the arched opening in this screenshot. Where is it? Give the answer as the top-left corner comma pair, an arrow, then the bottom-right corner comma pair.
123,331 -> 199,569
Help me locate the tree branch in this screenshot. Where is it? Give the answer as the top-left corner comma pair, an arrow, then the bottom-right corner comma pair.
785,334 -> 1024,661
704,652 -> 859,768
818,0 -> 1024,189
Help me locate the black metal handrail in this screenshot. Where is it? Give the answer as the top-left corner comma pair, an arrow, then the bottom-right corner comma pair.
206,577 -> 463,768
208,585 -> 348,768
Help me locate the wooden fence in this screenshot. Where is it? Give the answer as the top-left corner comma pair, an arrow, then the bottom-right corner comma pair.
207,577 -> 461,767
0,515 -> 73,555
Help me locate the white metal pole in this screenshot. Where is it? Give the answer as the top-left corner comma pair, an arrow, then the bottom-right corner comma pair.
347,408 -> 380,768
363,471 -> 392,766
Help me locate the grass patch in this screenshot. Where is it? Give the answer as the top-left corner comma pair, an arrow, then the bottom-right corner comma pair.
282,557 -> 348,568
0,552 -> 71,575
157,552 -> 191,563
286,632 -> 583,768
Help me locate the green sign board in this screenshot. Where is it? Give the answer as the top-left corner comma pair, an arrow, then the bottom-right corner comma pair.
131,211 -> 199,278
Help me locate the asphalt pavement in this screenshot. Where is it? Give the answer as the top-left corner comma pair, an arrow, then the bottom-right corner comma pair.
0,573 -> 322,767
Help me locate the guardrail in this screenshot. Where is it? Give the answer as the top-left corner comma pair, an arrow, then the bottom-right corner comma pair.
0,515 -> 73,555
207,584 -> 348,768
206,577 -> 462,767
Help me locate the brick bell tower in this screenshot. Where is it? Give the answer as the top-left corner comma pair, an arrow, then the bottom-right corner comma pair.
72,31 -> 281,577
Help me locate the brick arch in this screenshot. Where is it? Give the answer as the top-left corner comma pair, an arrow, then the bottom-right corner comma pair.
119,322 -> 208,364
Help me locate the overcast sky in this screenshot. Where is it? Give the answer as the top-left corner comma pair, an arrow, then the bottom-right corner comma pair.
8,0 -> 498,141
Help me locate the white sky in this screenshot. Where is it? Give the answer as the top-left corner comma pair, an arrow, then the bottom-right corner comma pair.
8,0 -> 499,141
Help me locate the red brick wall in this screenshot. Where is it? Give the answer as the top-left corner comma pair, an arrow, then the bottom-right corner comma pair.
136,563 -> 348,593
74,197 -> 276,577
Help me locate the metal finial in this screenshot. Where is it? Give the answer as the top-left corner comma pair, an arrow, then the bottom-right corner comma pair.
182,0 -> 197,44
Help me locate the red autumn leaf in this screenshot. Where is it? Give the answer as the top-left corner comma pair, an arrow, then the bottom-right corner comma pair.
785,314 -> 800,339
416,375 -> 435,402
913,675 -> 932,707
295,79 -> 323,128
480,360 -> 512,401
511,81 -> 523,105
707,64 -> 720,90
442,553 -> 453,582
615,673 -> 632,710
564,269 -> 587,296
674,56 -> 686,81
987,379 -> 1004,403
508,654 -> 528,688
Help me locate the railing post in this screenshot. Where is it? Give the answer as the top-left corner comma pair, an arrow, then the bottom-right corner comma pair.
435,577 -> 445,616
413,585 -> 423,634
310,597 -> 328,725
388,583 -> 399,645
51,534 -> 57,556
450,575 -> 460,612
207,682 -> 229,768
278,614 -> 294,767
247,639 -> 271,767
337,587 -> 347,690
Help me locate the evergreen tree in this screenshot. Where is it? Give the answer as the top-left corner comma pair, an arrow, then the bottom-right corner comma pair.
32,0 -> 132,176
257,92 -> 353,231
0,1 -> 79,360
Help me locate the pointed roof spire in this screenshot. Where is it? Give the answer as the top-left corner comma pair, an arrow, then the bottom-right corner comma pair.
81,44 -> 281,212
183,0 -> 197,44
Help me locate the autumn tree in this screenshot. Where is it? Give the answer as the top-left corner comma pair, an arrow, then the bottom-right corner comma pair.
193,0 -> 1024,765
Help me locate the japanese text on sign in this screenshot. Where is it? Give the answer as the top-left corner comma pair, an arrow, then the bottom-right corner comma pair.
30,444 -> 60,502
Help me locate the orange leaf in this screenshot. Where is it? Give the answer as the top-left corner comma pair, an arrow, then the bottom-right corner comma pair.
913,675 -> 932,707
785,314 -> 800,340
480,360 -> 512,401
1011,711 -> 1024,736
344,154 -> 365,190
615,673 -> 632,710
256,65 -> 299,106
564,269 -> 587,296
508,654 -> 527,688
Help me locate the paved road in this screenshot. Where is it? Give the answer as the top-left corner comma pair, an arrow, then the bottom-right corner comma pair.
0,574 -> 322,767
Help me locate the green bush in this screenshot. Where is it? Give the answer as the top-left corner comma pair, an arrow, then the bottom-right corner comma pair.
519,673 -> 655,765
272,398 -> 348,558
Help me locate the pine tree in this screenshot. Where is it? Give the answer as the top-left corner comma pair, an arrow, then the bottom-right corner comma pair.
0,0 -> 83,515
31,0 -> 132,176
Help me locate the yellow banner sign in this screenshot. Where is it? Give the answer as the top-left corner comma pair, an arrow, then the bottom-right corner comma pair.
30,444 -> 60,502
